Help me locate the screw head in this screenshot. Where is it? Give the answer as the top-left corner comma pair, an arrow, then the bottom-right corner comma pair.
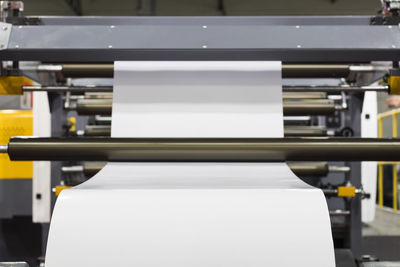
2,26 -> 7,31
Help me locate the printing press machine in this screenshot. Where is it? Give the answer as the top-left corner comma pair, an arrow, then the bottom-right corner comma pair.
1,1 -> 400,266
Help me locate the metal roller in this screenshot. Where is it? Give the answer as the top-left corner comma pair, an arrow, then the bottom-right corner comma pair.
282,92 -> 327,100
283,100 -> 337,116
62,162 -> 107,177
284,126 -> 328,137
61,64 -> 114,78
84,125 -> 329,137
287,162 -> 350,176
64,161 -> 347,178
75,99 -> 337,116
76,99 -> 112,115
84,125 -> 111,136
4,137 -> 400,162
84,92 -> 113,99
288,162 -> 329,176
22,84 -> 390,94
35,64 -> 380,78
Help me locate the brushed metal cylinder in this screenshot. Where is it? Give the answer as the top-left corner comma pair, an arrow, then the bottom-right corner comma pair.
284,126 -> 327,137
83,162 -> 106,176
287,162 -> 329,176
84,125 -> 111,136
61,64 -> 114,78
57,64 -> 353,78
76,99 -> 112,115
282,92 -> 327,100
6,137 -> 400,162
76,99 -> 336,116
283,101 -> 336,116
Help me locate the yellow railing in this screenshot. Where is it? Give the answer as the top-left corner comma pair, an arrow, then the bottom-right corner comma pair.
378,108 -> 400,211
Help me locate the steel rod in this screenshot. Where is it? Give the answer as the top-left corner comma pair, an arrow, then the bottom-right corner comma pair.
282,92 -> 327,100
22,85 -> 390,94
76,99 -> 337,116
33,64 -> 384,79
284,126 -> 327,137
329,210 -> 350,216
84,125 -> 330,137
283,85 -> 389,93
22,85 -> 113,93
4,137 -> 400,162
66,161 -> 348,178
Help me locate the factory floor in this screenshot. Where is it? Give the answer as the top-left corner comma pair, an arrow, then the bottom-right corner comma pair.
362,206 -> 400,262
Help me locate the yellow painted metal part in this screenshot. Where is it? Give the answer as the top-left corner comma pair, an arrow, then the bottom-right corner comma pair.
67,116 -> 76,132
388,75 -> 400,95
0,110 -> 33,179
337,186 -> 356,197
0,76 -> 24,95
378,108 -> 400,210
55,185 -> 72,196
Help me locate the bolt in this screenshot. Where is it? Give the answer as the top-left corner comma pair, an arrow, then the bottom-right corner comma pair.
2,26 -> 7,31
15,45 -> 19,48
295,25 -> 300,29
108,45 -> 113,48
202,45 -> 207,48
202,25 -> 207,29
297,45 -> 302,48
110,25 -> 115,29
392,45 -> 396,48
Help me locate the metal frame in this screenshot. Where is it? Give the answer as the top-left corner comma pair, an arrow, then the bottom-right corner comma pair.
0,16 -> 398,62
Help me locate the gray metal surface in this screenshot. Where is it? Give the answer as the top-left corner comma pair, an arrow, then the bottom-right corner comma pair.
0,22 -> 11,50
6,137 -> 400,162
2,18 -> 400,61
0,179 -> 31,218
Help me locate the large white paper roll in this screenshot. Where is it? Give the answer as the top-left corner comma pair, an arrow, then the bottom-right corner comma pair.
45,61 -> 335,267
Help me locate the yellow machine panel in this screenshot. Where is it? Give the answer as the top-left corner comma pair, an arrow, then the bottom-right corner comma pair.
0,110 -> 33,179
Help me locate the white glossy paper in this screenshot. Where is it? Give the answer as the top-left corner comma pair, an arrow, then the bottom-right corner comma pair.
45,61 -> 335,267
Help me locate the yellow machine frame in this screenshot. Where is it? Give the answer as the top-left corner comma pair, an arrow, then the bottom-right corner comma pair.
378,108 -> 400,211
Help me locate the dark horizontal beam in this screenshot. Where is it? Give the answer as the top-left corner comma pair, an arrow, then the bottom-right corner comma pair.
5,137 -> 400,162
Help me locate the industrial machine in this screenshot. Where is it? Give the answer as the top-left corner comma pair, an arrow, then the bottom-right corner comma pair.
0,1 -> 400,266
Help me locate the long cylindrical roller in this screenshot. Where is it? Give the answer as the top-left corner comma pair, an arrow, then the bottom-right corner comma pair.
283,101 -> 336,116
282,92 -> 327,100
84,125 -> 329,137
76,99 -> 112,115
35,64 -> 382,78
4,137 -> 400,162
64,161 -> 347,178
284,126 -> 328,137
22,85 -> 390,94
84,125 -> 111,136
284,85 -> 389,93
287,162 -> 329,176
76,99 -> 337,116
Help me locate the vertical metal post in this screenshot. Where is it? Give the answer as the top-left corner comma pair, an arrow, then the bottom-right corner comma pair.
378,117 -> 384,207
392,113 -> 398,211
